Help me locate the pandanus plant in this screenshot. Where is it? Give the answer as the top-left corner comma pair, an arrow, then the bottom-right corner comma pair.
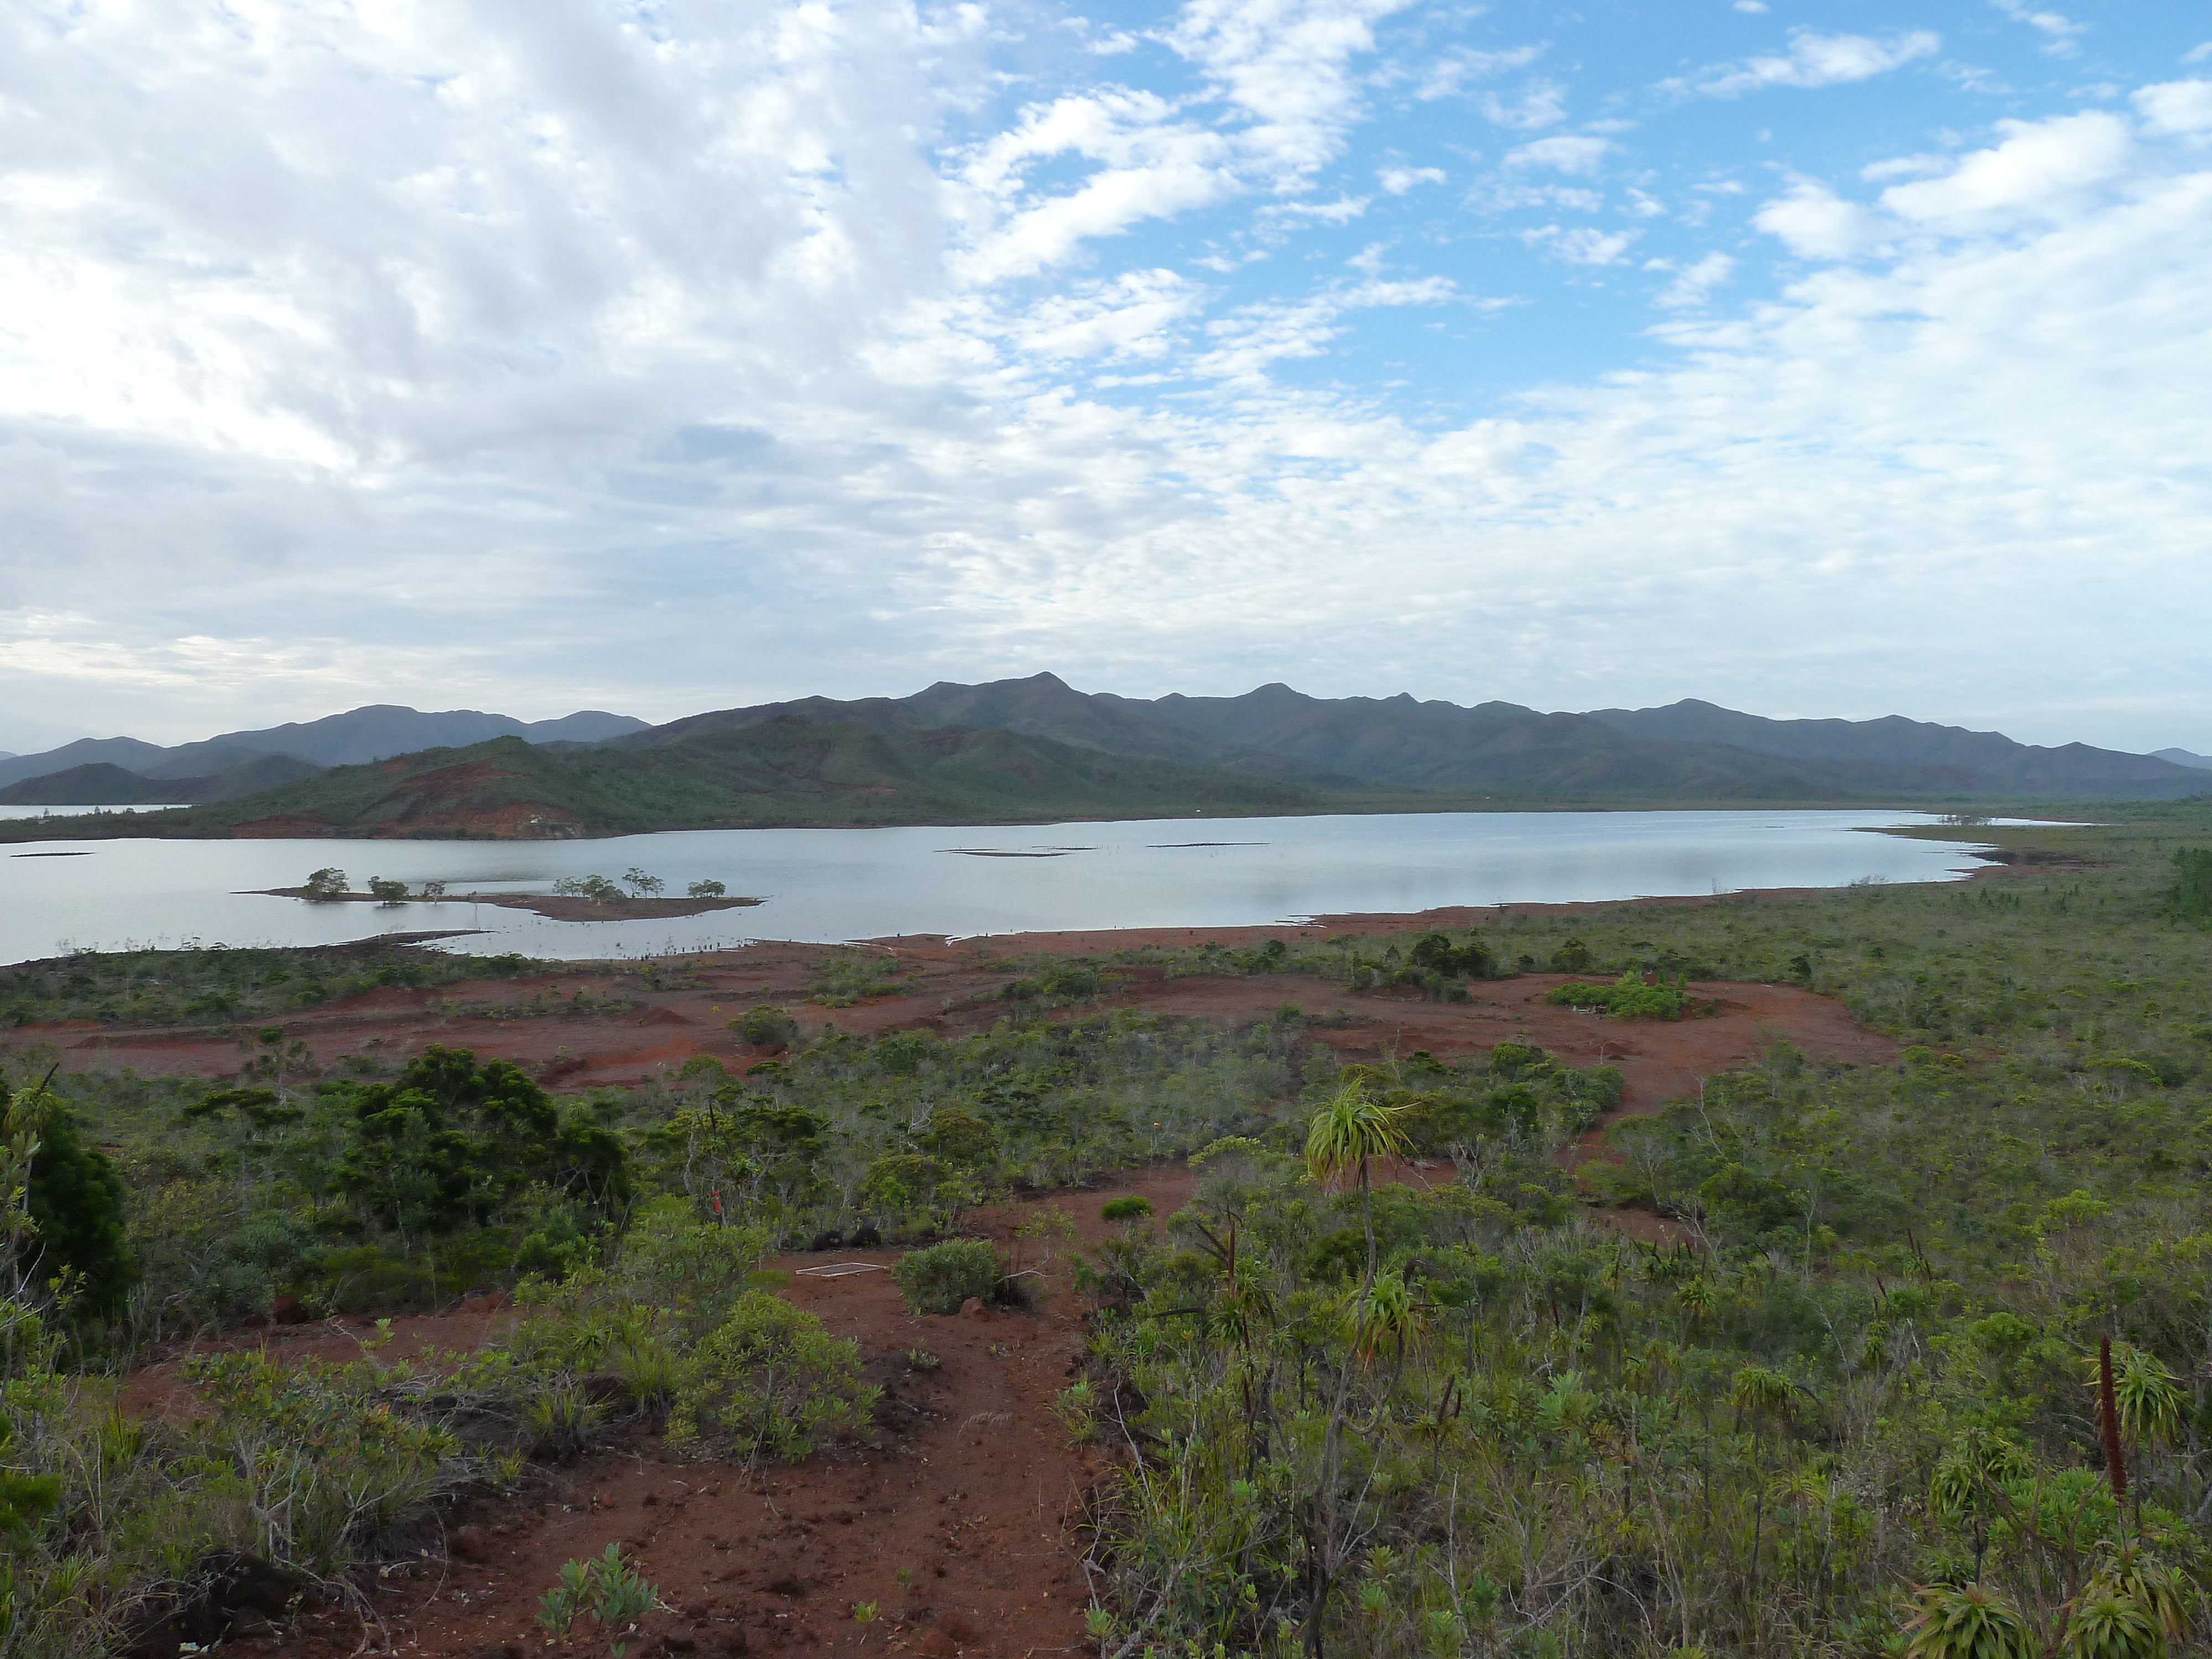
1297,1082 -> 1410,1658
1303,1081 -> 1408,1299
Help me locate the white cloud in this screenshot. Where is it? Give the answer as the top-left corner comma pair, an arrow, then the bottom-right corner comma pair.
1415,45 -> 1544,102
1480,82 -> 1570,131
1486,184 -> 1605,212
1679,29 -> 1942,98
1504,134 -> 1611,175
2135,80 -> 2212,136
1652,252 -> 1736,307
1165,0 -> 1412,188
1991,0 -> 2085,57
1755,179 -> 1891,257
1194,274 -> 1458,382
1261,194 -> 1372,223
1011,270 -> 1205,361
1378,165 -> 1447,194
1735,2 -> 1769,13
1880,111 -> 2132,225
2187,43 -> 2212,67
1861,153 -> 1954,182
954,90 -> 1238,280
1521,225 -> 1637,264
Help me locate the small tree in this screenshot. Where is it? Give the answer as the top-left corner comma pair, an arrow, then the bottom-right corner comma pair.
732,1006 -> 797,1047
623,868 -> 666,899
302,867 -> 348,900
366,877 -> 408,906
687,879 -> 727,899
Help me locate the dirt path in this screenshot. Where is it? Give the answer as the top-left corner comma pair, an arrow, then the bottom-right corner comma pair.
176,1163 -> 1198,1659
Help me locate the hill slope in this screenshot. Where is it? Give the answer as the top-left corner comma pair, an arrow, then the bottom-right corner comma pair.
0,705 -> 649,791
1588,698 -> 2205,796
0,753 -> 324,807
0,720 -> 1427,842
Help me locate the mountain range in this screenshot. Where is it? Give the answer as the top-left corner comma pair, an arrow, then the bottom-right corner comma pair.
0,705 -> 648,804
0,678 -> 2203,840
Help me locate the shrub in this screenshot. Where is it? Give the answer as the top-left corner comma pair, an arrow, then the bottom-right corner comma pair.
732,1005 -> 798,1047
539,1545 -> 661,1651
365,877 -> 408,906
667,1292 -> 877,1462
302,867 -> 348,900
920,1106 -> 999,1170
2169,849 -> 2212,922
1546,972 -> 1684,1020
860,1152 -> 961,1226
1101,1196 -> 1154,1224
891,1239 -> 1002,1314
613,1197 -> 772,1334
22,1104 -> 134,1321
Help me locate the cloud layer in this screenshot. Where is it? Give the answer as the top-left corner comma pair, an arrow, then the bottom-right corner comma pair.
2,1 -> 2209,753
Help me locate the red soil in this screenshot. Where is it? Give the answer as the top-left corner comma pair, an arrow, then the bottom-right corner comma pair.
23,911 -> 1898,1657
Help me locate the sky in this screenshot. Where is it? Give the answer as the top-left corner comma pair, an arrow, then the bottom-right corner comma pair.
2,0 -> 2209,756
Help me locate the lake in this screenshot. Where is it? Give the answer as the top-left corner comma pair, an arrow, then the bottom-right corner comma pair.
0,808 -> 2016,966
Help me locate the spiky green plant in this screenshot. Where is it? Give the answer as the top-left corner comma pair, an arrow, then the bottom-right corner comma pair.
1303,1083 -> 1408,1295
1902,1582 -> 2037,1659
2063,1582 -> 2164,1659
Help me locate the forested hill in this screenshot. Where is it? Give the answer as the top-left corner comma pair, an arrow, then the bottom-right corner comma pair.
1588,696 -> 2201,797
0,722 -> 1436,842
6,676 -> 2203,842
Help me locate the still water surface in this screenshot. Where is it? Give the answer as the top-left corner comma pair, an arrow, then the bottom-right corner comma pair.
0,809 -> 2010,966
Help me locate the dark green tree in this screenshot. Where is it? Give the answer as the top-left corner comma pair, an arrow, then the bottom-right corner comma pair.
23,1104 -> 134,1321
325,1046 -> 630,1234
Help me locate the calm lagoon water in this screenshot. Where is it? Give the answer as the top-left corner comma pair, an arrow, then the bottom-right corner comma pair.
0,808 -> 2012,966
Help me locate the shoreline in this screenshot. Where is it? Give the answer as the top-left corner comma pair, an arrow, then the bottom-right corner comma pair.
686,851 -> 2081,962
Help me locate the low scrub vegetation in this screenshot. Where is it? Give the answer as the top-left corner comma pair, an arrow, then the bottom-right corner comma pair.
0,808 -> 2204,1653
0,941 -> 543,1028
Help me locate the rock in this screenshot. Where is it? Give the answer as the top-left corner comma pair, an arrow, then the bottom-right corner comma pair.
270,1295 -> 308,1325
448,1525 -> 492,1563
720,1631 -> 750,1656
662,1636 -> 698,1655
642,1491 -> 658,1507
915,1633 -> 958,1658
958,1298 -> 990,1319
766,1573 -> 806,1598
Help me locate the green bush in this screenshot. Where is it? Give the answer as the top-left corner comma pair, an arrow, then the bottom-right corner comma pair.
1101,1196 -> 1154,1223
23,1105 -> 134,1321
890,1238 -> 1003,1315
2169,848 -> 2212,921
667,1292 -> 877,1462
732,1005 -> 799,1046
860,1152 -> 962,1226
1546,971 -> 1685,1020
